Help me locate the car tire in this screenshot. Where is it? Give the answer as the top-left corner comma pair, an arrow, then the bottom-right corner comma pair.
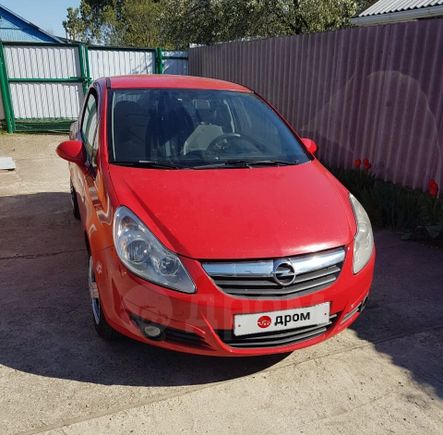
70,180 -> 81,220
88,255 -> 120,341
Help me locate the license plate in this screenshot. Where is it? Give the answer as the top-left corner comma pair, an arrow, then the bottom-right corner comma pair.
234,302 -> 330,336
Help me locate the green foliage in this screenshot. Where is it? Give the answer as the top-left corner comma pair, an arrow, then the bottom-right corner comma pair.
64,0 -> 359,48
63,8 -> 85,41
162,0 -> 358,48
332,168 -> 443,241
112,0 -> 165,47
63,0 -> 165,45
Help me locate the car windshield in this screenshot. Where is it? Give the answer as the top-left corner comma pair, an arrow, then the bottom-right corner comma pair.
109,89 -> 310,169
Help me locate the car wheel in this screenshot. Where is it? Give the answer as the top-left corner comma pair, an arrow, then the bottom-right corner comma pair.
70,180 -> 81,220
88,255 -> 119,340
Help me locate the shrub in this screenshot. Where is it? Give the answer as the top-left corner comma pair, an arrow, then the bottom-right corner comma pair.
330,167 -> 443,241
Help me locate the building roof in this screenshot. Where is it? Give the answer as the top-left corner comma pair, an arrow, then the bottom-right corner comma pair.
360,0 -> 443,16
352,0 -> 443,26
0,4 -> 62,43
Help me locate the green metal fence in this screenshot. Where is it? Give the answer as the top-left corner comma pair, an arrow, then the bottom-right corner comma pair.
0,43 -> 187,133
0,42 -> 15,133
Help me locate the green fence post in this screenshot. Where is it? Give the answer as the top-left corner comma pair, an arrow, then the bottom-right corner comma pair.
78,43 -> 90,95
155,48 -> 164,74
0,42 -> 15,133
83,45 -> 92,86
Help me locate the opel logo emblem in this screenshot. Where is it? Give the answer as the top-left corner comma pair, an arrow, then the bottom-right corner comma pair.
273,259 -> 296,286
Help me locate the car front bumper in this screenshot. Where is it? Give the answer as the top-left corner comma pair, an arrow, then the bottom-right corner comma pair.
93,244 -> 375,356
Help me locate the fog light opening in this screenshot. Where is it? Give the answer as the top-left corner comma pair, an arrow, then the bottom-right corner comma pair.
143,324 -> 163,339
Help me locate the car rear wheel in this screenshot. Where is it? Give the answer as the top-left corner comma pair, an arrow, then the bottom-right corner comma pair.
88,256 -> 119,340
70,180 -> 80,220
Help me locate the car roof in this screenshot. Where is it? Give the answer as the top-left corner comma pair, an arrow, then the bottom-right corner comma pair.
105,74 -> 251,92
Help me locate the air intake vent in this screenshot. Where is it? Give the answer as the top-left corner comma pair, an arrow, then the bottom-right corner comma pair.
216,314 -> 338,348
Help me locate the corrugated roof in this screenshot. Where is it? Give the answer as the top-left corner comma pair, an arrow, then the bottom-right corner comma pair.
0,4 -> 61,43
360,0 -> 443,17
0,28 -> 55,43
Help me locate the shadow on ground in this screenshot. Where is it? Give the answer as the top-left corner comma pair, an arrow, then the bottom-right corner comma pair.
1,193 -> 442,395
0,192 -> 288,387
350,231 -> 443,398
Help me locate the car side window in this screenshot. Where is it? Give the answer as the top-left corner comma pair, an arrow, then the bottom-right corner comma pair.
81,92 -> 98,168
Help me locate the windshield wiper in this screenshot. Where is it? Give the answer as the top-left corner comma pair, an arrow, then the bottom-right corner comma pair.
112,159 -> 299,170
246,159 -> 299,167
192,159 -> 299,169
112,160 -> 185,169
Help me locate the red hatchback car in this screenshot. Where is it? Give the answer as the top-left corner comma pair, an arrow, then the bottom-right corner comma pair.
57,75 -> 375,356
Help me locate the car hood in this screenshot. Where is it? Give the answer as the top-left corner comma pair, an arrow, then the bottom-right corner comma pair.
108,161 -> 355,260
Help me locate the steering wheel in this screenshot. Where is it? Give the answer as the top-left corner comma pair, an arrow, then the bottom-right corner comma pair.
206,132 -> 261,155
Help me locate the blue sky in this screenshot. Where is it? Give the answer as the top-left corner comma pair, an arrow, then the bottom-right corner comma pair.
1,0 -> 80,38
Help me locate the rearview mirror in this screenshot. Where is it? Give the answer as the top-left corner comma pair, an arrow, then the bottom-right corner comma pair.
56,140 -> 85,166
302,137 -> 318,155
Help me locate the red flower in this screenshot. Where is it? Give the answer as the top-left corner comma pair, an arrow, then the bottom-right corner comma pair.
354,159 -> 361,169
428,179 -> 439,197
363,158 -> 370,169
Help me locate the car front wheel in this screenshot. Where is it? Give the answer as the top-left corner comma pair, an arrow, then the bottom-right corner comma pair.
88,256 -> 119,340
70,180 -> 80,220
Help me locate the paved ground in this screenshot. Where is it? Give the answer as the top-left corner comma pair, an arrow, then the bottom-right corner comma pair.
0,134 -> 442,435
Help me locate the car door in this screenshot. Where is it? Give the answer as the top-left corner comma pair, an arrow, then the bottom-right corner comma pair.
77,88 -> 111,254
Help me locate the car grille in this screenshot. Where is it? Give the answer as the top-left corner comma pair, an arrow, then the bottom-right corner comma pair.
216,314 -> 338,348
202,247 -> 345,299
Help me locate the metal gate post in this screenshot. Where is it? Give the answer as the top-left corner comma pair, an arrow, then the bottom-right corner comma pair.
155,48 -> 164,74
83,45 -> 92,86
0,42 -> 15,133
78,44 -> 91,96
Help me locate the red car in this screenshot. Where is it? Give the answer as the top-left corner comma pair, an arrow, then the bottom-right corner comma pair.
57,75 -> 375,356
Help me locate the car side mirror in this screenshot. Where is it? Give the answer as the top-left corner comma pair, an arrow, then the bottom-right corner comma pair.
302,137 -> 318,155
56,140 -> 86,167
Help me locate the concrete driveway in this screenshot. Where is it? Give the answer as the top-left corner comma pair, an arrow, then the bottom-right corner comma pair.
0,134 -> 442,435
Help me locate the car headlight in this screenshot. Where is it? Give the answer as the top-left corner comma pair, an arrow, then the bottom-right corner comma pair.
349,194 -> 374,274
113,206 -> 196,293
